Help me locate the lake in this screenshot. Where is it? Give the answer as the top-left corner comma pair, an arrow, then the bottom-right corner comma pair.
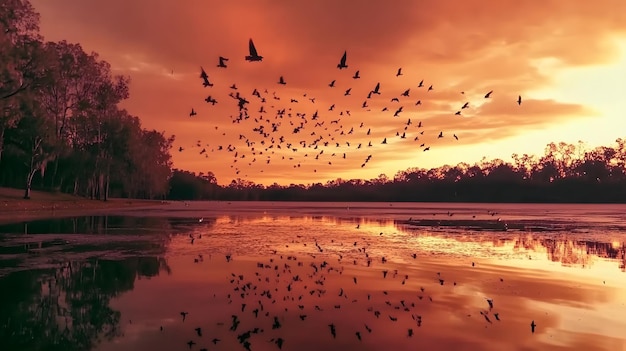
1,201 -> 625,351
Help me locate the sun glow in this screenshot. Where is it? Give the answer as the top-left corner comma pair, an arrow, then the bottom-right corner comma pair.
400,36 -> 626,175
526,36 -> 626,146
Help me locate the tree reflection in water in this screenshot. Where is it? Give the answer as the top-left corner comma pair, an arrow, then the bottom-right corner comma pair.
0,257 -> 170,351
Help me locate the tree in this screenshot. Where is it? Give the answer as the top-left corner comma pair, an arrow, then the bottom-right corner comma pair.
0,0 -> 43,162
3,93 -> 55,198
66,71 -> 130,200
0,0 -> 40,99
36,41 -> 114,188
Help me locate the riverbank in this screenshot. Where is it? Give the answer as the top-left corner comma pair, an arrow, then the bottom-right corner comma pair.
0,187 -> 167,224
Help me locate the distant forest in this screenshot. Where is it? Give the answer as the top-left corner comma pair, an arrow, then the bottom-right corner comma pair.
2,1 -> 626,203
168,140 -> 626,203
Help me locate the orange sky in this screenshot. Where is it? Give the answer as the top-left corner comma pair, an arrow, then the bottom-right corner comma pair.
29,0 -> 626,186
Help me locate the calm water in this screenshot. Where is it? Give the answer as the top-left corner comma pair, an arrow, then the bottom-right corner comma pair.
1,202 -> 625,351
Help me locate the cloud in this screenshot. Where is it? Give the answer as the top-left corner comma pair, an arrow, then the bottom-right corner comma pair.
29,0 -> 626,185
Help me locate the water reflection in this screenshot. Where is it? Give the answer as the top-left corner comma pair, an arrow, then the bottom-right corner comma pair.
0,215 -> 209,235
0,257 -> 170,351
0,207 -> 625,350
98,253 -> 626,351
2,213 -> 625,274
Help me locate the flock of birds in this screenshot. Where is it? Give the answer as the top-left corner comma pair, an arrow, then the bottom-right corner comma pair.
149,217 -> 539,351
180,39 -> 523,178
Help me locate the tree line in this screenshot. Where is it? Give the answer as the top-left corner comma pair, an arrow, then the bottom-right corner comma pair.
168,139 -> 626,203
0,0 -> 173,200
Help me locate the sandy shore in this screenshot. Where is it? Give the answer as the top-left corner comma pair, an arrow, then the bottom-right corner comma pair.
0,197 -> 168,224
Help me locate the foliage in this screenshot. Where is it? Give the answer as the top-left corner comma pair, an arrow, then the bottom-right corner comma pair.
0,0 -> 173,199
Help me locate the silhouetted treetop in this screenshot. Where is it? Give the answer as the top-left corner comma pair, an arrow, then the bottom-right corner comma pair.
167,139 -> 626,203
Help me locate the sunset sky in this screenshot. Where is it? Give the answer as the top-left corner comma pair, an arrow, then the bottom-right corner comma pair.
29,0 -> 626,186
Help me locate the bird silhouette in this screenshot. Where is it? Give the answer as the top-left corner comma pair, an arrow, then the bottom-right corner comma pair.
199,66 -> 213,87
371,82 -> 381,95
245,38 -> 263,61
271,338 -> 284,349
328,323 -> 336,338
217,56 -> 229,68
337,51 -> 348,69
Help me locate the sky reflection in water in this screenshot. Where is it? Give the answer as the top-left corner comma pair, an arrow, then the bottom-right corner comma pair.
0,203 -> 625,351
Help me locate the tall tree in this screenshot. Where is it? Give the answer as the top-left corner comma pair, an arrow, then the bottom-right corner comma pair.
36,41 -> 111,188
0,0 -> 43,162
3,94 -> 55,198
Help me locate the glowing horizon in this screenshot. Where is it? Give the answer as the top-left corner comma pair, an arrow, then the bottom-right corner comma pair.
29,0 -> 626,186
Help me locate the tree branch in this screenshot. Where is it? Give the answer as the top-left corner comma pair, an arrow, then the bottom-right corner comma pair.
0,82 -> 29,100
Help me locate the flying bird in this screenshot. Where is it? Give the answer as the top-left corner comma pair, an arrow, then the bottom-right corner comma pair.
217,56 -> 229,68
337,51 -> 348,69
517,95 -> 522,105
328,323 -> 337,338
245,38 -> 263,61
485,90 -> 494,98
199,67 -> 213,87
371,82 -> 381,95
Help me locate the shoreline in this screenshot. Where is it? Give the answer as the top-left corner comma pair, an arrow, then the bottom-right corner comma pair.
0,198 -> 168,224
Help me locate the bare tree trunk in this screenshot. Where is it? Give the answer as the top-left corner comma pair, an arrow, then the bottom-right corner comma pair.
23,169 -> 36,199
88,177 -> 94,199
0,126 -> 5,163
98,173 -> 104,200
104,170 -> 110,201
49,157 -> 59,189
73,177 -> 79,195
